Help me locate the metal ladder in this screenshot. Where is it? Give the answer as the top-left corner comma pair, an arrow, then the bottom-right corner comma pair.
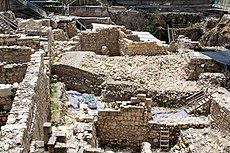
160,127 -> 170,151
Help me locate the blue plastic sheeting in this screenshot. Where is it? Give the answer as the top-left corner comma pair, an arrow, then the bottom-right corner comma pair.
152,110 -> 188,118
201,51 -> 230,66
67,90 -> 104,111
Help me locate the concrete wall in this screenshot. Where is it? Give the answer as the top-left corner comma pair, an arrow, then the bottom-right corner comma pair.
46,6 -> 109,17
69,6 -> 109,17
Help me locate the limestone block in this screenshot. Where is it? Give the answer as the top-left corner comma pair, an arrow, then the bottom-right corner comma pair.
0,84 -> 12,96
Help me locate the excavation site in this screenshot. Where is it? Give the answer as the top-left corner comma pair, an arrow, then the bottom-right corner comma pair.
0,0 -> 229,152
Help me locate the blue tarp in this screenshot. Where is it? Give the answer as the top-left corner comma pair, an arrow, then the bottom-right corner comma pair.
201,51 -> 230,66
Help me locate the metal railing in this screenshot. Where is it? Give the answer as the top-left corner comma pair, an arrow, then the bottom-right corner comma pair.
0,14 -> 17,30
15,0 -> 47,18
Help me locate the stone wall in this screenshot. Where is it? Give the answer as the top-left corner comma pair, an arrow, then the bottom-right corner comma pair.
148,89 -> 199,107
0,46 -> 33,64
119,38 -> 168,56
0,51 -> 50,153
79,28 -> 121,56
0,35 -> 40,50
52,64 -> 105,95
210,88 -> 230,135
0,95 -> 11,127
96,95 -> 210,150
102,80 -> 199,107
102,80 -> 140,102
187,52 -> 225,80
0,85 -> 16,128
173,27 -> 203,41
0,63 -> 28,84
69,6 -> 109,17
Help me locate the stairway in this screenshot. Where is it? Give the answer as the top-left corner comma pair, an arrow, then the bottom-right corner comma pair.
184,91 -> 210,114
0,13 -> 17,32
13,0 -> 47,18
0,13 -> 18,34
160,127 -> 170,151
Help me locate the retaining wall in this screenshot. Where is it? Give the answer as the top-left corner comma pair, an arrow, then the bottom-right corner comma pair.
52,64 -> 105,95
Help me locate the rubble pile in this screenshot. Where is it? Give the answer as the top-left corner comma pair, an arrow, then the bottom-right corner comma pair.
81,54 -> 199,91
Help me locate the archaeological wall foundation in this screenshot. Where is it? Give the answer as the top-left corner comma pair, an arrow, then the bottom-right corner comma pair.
0,33 -> 50,152
96,94 -> 210,150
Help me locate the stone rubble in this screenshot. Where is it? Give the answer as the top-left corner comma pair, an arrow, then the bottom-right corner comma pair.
81,53 -> 200,92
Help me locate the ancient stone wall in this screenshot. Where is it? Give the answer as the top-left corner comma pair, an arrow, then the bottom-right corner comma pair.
210,88 -> 230,135
0,46 -> 33,64
96,95 -> 210,150
187,52 -> 225,80
173,27 -> 203,41
0,95 -> 11,127
102,80 -> 198,107
69,6 -> 109,17
79,28 -> 121,55
102,80 -> 140,102
0,63 -> 28,84
0,51 -> 50,153
119,38 -> 168,56
0,35 -> 40,50
52,64 -> 105,95
148,89 -> 198,107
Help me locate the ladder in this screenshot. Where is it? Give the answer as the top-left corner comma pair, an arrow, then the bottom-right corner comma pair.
160,127 -> 170,151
